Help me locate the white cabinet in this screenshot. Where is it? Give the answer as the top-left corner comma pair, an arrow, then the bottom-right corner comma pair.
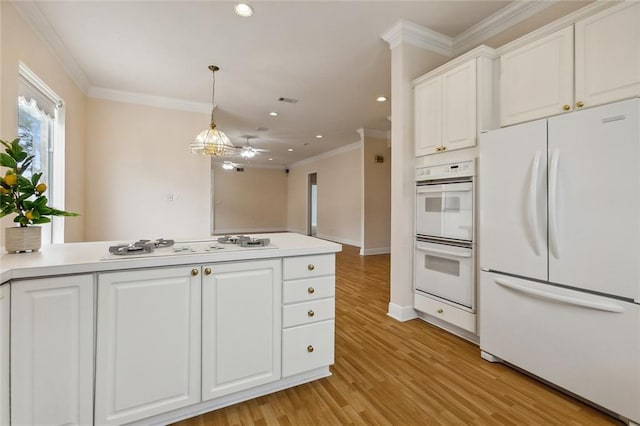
414,46 -> 497,156
95,267 -> 201,426
500,1 -> 640,126
500,26 -> 574,126
282,255 -> 335,377
0,284 -> 9,426
11,275 -> 94,426
201,260 -> 281,400
575,1 -> 640,108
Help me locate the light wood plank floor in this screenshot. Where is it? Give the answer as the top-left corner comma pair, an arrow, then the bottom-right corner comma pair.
173,245 -> 621,425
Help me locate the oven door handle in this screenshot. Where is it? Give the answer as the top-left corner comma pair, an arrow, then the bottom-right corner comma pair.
416,182 -> 473,194
416,244 -> 472,258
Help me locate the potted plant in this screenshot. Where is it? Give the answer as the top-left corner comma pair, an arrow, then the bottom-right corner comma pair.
0,138 -> 78,253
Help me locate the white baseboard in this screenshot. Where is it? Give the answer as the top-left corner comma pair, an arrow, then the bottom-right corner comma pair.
359,246 -> 390,256
315,233 -> 360,248
129,367 -> 331,426
387,303 -> 418,322
416,312 -> 479,345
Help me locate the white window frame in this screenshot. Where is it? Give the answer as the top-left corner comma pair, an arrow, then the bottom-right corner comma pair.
17,62 -> 66,244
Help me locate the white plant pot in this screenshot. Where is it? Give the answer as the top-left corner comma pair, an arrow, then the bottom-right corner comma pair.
5,226 -> 42,253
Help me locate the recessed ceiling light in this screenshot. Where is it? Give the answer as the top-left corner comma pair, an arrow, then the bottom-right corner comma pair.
269,112 -> 279,117
269,158 -> 273,161
315,135 -> 323,139
288,148 -> 293,152
233,3 -> 253,17
376,96 -> 387,102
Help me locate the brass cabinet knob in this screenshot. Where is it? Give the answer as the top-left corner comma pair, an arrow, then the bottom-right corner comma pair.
435,147 -> 442,152
562,104 -> 571,111
307,345 -> 314,353
576,101 -> 584,108
307,287 -> 315,294
307,264 -> 315,271
437,308 -> 444,314
191,269 -> 199,276
441,146 -> 447,151
204,267 -> 212,275
308,310 -> 315,317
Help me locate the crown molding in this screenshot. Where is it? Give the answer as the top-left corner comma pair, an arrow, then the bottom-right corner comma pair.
412,45 -> 496,86
288,141 -> 362,169
88,87 -> 211,114
453,0 -> 559,55
496,1 -> 619,55
381,19 -> 454,57
357,128 -> 390,141
11,1 -> 91,93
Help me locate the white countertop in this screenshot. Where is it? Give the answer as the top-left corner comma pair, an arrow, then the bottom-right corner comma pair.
0,233 -> 342,282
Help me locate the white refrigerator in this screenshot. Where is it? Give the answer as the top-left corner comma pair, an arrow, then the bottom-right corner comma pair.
479,98 -> 640,424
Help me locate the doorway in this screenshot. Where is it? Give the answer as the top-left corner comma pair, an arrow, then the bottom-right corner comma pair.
307,172 -> 317,236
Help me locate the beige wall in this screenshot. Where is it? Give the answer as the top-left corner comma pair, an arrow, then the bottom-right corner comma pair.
84,98 -> 211,241
0,2 -> 86,246
213,166 -> 287,234
362,136 -> 391,254
287,145 -> 362,247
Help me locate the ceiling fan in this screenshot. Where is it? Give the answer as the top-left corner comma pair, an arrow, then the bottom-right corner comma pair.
238,135 -> 268,159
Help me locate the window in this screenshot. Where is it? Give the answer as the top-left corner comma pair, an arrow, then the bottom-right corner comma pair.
17,63 -> 66,244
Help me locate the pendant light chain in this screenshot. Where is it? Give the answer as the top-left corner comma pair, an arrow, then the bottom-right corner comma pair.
209,65 -> 219,128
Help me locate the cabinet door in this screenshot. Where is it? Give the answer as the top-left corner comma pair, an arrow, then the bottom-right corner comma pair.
0,284 -> 9,426
415,77 -> 442,156
95,267 -> 201,426
202,259 -> 281,400
11,275 -> 94,426
575,2 -> 640,108
500,26 -> 574,126
442,59 -> 477,151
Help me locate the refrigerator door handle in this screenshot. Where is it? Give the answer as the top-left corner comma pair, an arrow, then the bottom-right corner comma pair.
526,151 -> 542,256
549,148 -> 560,259
494,278 -> 624,313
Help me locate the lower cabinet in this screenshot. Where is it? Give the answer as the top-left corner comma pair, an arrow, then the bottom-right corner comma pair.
95,267 -> 201,426
10,275 -> 94,426
201,259 -> 282,400
0,284 -> 9,426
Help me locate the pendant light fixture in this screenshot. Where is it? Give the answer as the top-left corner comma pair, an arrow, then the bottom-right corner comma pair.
190,65 -> 236,157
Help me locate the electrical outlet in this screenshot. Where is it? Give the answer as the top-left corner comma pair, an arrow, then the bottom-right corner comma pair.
167,193 -> 175,202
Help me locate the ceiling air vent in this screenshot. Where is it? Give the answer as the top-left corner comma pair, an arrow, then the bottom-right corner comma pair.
278,97 -> 298,104
236,167 -> 245,172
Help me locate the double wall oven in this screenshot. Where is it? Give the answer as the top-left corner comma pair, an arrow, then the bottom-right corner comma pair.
415,161 -> 475,312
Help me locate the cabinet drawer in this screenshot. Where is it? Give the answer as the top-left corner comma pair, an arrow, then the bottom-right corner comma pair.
414,292 -> 476,333
283,276 -> 335,304
283,255 -> 334,280
282,320 -> 334,377
283,299 -> 334,328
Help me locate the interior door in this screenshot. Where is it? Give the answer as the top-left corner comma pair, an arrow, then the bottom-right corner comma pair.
548,99 -> 640,299
478,120 -> 547,280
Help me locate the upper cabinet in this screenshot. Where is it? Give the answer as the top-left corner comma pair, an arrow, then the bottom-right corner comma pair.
500,1 -> 640,127
575,2 -> 640,108
414,46 -> 497,157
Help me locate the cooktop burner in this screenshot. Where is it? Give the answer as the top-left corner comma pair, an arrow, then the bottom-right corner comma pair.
108,238 -> 175,256
217,235 -> 270,247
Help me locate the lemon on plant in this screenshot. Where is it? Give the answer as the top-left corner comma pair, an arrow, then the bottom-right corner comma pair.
4,173 -> 17,186
36,183 -> 47,193
25,210 -> 34,220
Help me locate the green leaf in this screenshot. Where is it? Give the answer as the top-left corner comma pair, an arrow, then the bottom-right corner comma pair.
0,153 -> 16,168
31,217 -> 50,224
18,216 -> 29,226
15,151 -> 28,162
34,196 -> 47,207
31,172 -> 43,186
31,210 -> 40,219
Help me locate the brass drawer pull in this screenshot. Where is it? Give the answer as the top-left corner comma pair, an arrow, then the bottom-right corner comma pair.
191,269 -> 199,276
307,287 -> 315,294
307,264 -> 315,271
562,104 -> 571,111
308,310 -> 315,317
437,308 -> 444,314
576,101 -> 584,108
307,345 -> 314,353
204,267 -> 212,275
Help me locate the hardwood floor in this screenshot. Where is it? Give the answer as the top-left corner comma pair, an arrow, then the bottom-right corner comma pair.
173,244 -> 621,425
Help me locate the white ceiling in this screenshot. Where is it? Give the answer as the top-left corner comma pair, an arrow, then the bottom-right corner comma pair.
15,1 -> 575,167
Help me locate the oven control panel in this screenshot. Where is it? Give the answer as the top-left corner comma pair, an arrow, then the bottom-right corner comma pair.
416,160 -> 474,181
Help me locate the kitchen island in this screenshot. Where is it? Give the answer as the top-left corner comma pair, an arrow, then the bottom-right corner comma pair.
0,232 -> 341,426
